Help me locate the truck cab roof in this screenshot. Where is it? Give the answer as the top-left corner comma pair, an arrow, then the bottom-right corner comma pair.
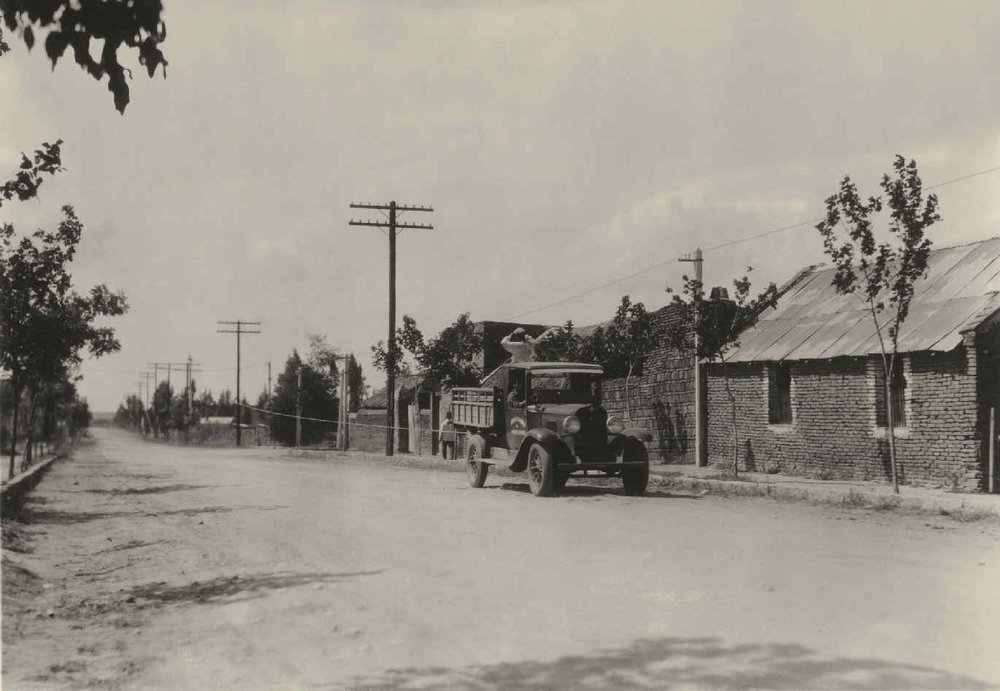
506,362 -> 604,375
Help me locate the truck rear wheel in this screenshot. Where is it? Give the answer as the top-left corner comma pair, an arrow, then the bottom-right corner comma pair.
621,441 -> 649,496
466,438 -> 488,488
527,444 -> 557,497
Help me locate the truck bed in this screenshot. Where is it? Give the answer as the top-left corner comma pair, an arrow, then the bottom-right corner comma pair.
450,387 -> 495,429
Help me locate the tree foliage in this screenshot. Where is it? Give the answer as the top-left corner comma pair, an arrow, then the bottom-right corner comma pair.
346,354 -> 364,412
815,155 -> 940,492
269,350 -> 339,446
1,0 -> 168,113
373,313 -> 483,388
0,140 -> 63,207
1,146 -> 127,476
532,296 -> 654,420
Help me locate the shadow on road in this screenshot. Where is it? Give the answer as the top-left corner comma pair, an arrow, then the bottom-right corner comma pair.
128,570 -> 385,606
348,636 -> 990,690
23,504 -> 287,524
84,484 -> 214,496
494,482 -> 702,500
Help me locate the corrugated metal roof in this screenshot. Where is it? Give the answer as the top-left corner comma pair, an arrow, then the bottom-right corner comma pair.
728,237 -> 1000,362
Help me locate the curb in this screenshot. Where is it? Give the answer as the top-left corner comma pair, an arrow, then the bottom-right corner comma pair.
1,454 -> 63,516
649,469 -> 1000,519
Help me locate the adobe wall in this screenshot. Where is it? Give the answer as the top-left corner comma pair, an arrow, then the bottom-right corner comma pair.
705,335 -> 984,490
603,305 -> 696,464
350,409 -> 389,453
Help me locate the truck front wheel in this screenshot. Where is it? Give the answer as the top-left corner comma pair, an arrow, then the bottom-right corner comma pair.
466,438 -> 488,488
621,441 -> 649,496
527,444 -> 557,497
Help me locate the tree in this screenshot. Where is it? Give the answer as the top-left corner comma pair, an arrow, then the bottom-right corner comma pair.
373,313 -> 483,388
666,270 -> 779,476
346,354 -> 364,413
67,398 -> 92,441
601,296 -> 655,422
534,321 -> 583,362
151,381 -> 172,437
1,1 -> 168,113
114,394 -> 144,430
815,155 -> 940,493
1,205 -> 127,477
269,350 -> 339,447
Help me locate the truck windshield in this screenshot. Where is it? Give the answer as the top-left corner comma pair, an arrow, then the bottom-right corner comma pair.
528,372 -> 602,404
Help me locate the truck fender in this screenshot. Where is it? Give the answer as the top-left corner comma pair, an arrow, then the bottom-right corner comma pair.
510,428 -> 568,472
608,430 -> 651,460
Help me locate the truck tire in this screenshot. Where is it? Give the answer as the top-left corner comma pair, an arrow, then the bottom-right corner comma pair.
466,437 -> 488,488
621,441 -> 649,496
527,443 -> 557,497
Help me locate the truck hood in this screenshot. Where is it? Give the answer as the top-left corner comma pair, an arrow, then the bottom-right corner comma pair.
534,403 -> 598,418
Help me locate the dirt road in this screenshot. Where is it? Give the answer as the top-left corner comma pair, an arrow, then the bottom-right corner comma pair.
3,427 -> 1000,689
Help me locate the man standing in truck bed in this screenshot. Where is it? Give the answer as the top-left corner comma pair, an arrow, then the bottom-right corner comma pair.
500,327 -> 535,362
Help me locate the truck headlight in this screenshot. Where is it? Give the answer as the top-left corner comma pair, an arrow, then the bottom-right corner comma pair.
607,416 -> 624,434
563,416 -> 581,434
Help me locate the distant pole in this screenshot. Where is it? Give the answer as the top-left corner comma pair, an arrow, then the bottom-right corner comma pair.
267,361 -> 272,409
349,200 -> 434,456
296,366 -> 303,448
217,320 -> 261,446
680,247 -> 706,466
338,363 -> 348,450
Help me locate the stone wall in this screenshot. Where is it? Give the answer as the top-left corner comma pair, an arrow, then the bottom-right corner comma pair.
705,332 -> 987,490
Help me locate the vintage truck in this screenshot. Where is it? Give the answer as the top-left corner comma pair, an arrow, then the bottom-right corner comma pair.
449,361 -> 651,497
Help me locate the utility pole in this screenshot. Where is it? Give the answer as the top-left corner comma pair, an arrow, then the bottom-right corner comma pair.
267,361 -> 272,409
217,320 -> 261,446
679,247 -> 706,467
183,355 -> 203,417
349,201 -> 434,456
295,366 -> 302,448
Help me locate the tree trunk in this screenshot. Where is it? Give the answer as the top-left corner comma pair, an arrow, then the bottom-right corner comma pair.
8,388 -> 20,479
24,389 -> 39,468
884,355 -> 899,493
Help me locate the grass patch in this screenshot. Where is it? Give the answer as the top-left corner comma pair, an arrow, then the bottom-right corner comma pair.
938,504 -> 997,523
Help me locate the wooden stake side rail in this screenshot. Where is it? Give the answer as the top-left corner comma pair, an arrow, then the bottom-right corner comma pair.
451,387 -> 496,429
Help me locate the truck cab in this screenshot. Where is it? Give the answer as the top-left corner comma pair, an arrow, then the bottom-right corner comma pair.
450,362 -> 650,496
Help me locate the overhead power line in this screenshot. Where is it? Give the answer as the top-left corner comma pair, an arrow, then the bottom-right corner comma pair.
506,162 -> 1000,321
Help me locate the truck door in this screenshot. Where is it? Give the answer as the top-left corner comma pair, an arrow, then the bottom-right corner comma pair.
505,368 -> 528,451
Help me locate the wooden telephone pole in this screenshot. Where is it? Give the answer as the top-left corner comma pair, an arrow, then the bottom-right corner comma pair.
217,320 -> 261,446
349,201 -> 433,456
679,247 -> 706,466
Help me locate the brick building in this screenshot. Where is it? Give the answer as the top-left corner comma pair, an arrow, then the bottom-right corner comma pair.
706,238 -> 1000,491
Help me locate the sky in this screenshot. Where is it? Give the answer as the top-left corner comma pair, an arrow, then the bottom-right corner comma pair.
3,0 -> 1000,412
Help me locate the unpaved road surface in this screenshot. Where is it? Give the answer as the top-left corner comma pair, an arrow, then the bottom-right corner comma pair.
3,427 -> 1000,689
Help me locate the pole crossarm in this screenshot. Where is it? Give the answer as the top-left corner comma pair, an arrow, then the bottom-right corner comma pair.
348,220 -> 434,230
350,203 -> 433,212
